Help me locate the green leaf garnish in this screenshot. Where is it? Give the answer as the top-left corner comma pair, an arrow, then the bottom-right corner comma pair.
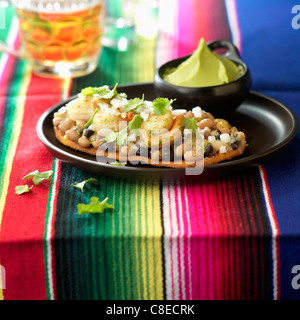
23,170 -> 53,185
152,97 -> 175,115
122,95 -> 144,112
15,185 -> 33,195
128,114 -> 143,131
104,131 -> 118,143
72,178 -> 98,192
77,197 -> 114,215
183,117 -> 198,135
110,161 -> 126,166
81,83 -> 118,99
104,115 -> 143,146
116,127 -> 128,146
84,108 -> 98,129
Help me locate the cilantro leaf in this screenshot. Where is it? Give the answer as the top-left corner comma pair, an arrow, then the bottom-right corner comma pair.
81,83 -> 118,99
15,185 -> 33,195
72,178 -> 98,192
104,115 -> 143,146
104,131 -> 118,143
77,197 -> 114,215
23,170 -> 53,185
152,98 -> 174,115
110,161 -> 126,166
122,95 -> 144,112
116,127 -> 128,146
183,117 -> 198,135
84,108 -> 98,129
128,114 -> 143,131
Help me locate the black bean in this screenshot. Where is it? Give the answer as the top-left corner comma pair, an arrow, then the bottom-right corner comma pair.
230,139 -> 240,150
83,129 -> 95,138
204,144 -> 213,158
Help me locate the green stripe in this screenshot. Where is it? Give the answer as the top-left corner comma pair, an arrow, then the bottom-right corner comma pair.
51,30 -> 160,299
0,60 -> 26,198
0,6 -> 16,46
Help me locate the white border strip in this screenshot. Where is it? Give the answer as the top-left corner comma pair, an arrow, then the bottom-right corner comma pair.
45,158 -> 60,300
225,0 -> 242,52
258,164 -> 279,300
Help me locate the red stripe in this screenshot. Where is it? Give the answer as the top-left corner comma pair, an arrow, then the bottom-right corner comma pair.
0,73 -> 63,299
176,0 -> 232,58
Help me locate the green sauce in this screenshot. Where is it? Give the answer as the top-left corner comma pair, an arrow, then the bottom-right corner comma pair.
163,38 -> 243,87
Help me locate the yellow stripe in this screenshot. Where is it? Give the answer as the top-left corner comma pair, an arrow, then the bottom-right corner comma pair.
0,64 -> 32,300
146,181 -> 164,299
139,182 -> 147,299
135,182 -> 141,299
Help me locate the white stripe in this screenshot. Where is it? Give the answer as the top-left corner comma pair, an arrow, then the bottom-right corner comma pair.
0,17 -> 19,83
225,0 -> 242,51
175,180 -> 186,299
162,181 -> 180,300
183,181 -> 193,299
46,158 -> 59,300
168,183 -> 180,300
258,165 -> 279,300
162,183 -> 172,299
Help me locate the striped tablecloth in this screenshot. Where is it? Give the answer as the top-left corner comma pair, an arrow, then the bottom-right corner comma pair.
0,0 -> 300,300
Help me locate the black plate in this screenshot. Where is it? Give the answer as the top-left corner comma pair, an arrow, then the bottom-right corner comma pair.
36,83 -> 298,180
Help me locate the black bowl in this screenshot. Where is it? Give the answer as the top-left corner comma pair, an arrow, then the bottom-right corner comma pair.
154,40 -> 251,117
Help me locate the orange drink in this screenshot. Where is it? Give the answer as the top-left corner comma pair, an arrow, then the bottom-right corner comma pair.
12,0 -> 105,78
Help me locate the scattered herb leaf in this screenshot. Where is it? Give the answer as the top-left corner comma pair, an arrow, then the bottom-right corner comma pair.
23,170 -> 53,185
104,115 -> 143,146
77,197 -> 114,215
128,114 -> 143,131
183,117 -> 198,135
84,108 -> 98,129
72,178 -> 98,192
15,185 -> 33,195
110,161 -> 126,166
152,97 -> 175,115
81,83 -> 118,99
122,95 -> 144,112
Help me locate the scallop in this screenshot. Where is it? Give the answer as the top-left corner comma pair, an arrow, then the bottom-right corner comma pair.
140,110 -> 174,134
93,111 -> 124,132
66,95 -> 95,121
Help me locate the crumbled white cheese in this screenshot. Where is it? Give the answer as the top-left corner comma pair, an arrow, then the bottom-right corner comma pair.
128,132 -> 137,142
121,112 -> 127,119
135,100 -> 154,121
219,145 -> 227,154
220,133 -> 231,143
88,125 -> 95,131
110,97 -> 128,108
208,136 -> 216,143
140,111 -> 149,121
172,109 -> 187,116
98,102 -> 110,111
107,108 -> 121,116
192,106 -> 202,118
